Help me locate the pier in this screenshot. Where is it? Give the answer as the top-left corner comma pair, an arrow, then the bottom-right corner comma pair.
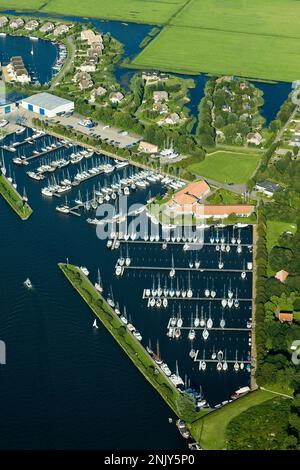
123,265 -> 252,273
143,292 -> 252,302
119,240 -> 252,248
26,143 -> 67,162
166,319 -> 250,332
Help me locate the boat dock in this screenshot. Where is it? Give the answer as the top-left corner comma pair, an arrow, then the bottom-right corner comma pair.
123,266 -> 252,273
193,350 -> 251,364
26,143 -> 67,162
119,240 -> 252,248
143,291 -> 252,302
1,134 -> 44,152
166,319 -> 249,332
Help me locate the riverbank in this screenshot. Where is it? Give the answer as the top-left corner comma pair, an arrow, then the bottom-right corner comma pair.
0,174 -> 32,220
58,263 -> 209,424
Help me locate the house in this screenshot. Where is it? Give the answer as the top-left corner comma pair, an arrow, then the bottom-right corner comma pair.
80,61 -> 97,73
53,24 -> 69,37
9,18 -> 24,30
275,270 -> 289,283
240,82 -> 248,91
216,76 -> 234,85
25,20 -> 39,31
39,22 -> 55,34
276,311 -> 294,324
153,90 -> 168,103
222,105 -> 231,113
160,112 -> 180,125
166,181 -> 211,216
81,29 -> 103,47
79,78 -> 93,91
0,17 -> 8,28
200,204 -> 255,220
109,91 -> 124,104
254,180 -> 280,197
247,132 -> 262,146
138,141 -> 159,154
6,56 -> 31,84
153,102 -> 169,114
89,86 -> 107,103
142,71 -> 168,85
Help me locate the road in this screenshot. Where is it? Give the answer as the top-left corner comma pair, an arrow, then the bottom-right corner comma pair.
50,35 -> 76,91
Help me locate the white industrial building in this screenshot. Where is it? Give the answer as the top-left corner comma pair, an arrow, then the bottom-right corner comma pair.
20,93 -> 74,118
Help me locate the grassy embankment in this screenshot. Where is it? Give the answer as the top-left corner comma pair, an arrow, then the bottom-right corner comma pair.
59,262 -> 210,423
189,389 -> 277,450
0,174 -> 32,220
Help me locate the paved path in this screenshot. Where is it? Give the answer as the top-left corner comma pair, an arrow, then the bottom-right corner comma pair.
260,387 -> 294,400
50,35 -> 76,91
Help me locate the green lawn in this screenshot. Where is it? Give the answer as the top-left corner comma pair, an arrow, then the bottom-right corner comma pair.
0,0 -> 45,9
41,0 -> 186,24
190,389 -> 276,450
133,25 -> 300,82
266,220 -> 297,252
187,151 -> 261,184
172,0 -> 300,39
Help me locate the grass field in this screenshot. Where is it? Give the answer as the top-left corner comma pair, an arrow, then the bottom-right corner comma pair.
0,0 -> 45,9
190,389 -> 276,450
133,25 -> 300,81
132,0 -> 300,82
266,220 -> 297,252
0,0 -> 187,24
187,151 -> 261,184
171,0 -> 300,39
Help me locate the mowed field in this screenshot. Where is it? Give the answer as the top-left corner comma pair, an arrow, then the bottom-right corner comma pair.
0,0 -> 187,24
133,0 -> 300,82
0,0 -> 45,10
188,151 -> 261,184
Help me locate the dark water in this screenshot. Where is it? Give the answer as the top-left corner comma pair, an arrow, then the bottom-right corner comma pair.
0,34 -> 58,85
3,10 -> 291,127
0,128 -> 253,448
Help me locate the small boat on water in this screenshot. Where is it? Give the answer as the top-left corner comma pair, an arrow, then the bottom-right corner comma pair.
93,319 -> 98,329
24,278 -> 33,289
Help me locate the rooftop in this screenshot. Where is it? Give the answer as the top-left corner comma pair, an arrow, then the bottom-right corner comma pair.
21,93 -> 73,110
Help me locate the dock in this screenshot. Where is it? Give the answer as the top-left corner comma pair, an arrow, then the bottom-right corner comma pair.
143,291 -> 252,302
119,240 -> 252,248
123,266 -> 252,273
193,350 -> 251,364
26,143 -> 67,162
166,319 -> 250,332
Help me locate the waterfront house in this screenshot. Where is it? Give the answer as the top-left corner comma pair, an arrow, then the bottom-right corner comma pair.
138,141 -> 159,154
153,90 -> 168,103
80,61 -> 97,73
161,112 -> 180,125
275,270 -> 289,283
53,24 -> 69,37
25,20 -> 39,31
39,22 -> 55,34
81,29 -> 103,47
6,56 -> 31,84
254,180 -> 280,197
142,71 -> 168,85
9,18 -> 24,30
0,17 -> 8,28
247,132 -> 262,146
167,181 -> 210,214
109,91 -> 124,104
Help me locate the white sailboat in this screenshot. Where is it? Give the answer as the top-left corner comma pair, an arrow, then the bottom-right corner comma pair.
93,319 -> 98,329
